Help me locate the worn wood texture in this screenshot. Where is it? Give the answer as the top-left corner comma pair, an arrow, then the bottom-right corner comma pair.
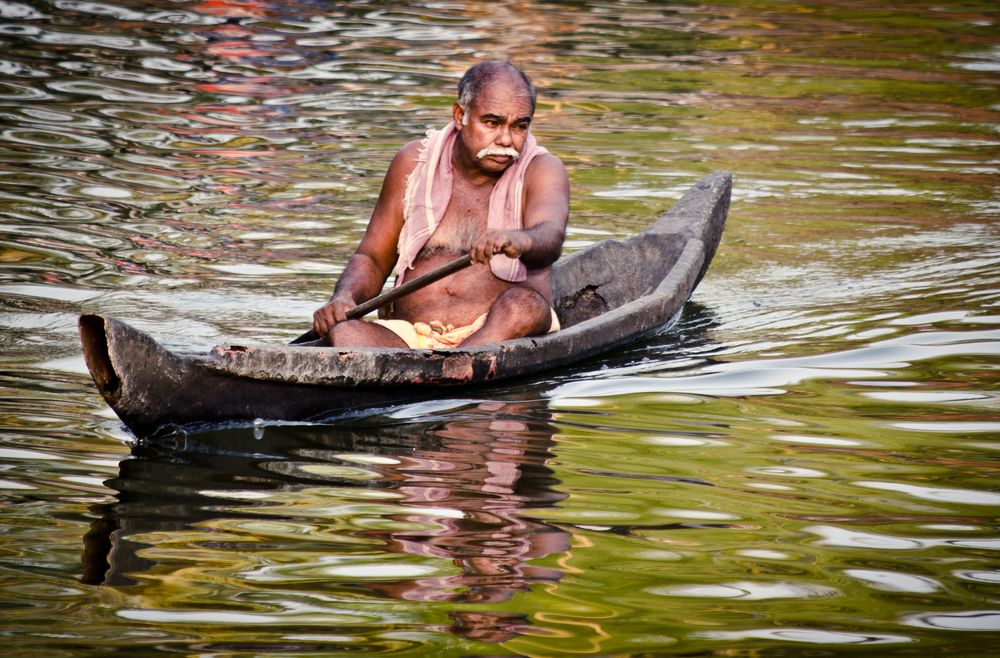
79,172 -> 731,435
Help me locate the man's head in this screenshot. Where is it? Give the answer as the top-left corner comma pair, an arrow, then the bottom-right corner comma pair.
457,60 -> 536,119
453,61 -> 537,175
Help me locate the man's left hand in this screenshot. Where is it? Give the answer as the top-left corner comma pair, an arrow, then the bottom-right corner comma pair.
470,229 -> 531,264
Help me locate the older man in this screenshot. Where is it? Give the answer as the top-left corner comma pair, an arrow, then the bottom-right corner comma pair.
312,60 -> 569,348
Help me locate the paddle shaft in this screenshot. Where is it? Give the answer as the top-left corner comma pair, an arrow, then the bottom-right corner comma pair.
291,253 -> 473,344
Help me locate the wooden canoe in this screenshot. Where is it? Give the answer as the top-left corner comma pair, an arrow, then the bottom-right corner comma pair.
79,171 -> 731,436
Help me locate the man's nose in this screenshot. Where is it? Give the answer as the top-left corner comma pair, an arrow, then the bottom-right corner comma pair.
496,124 -> 512,146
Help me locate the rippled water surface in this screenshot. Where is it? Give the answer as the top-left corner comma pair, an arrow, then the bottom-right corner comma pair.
1,0 -> 998,655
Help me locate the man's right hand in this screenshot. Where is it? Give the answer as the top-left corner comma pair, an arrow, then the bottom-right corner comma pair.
313,297 -> 355,337
470,228 -> 532,264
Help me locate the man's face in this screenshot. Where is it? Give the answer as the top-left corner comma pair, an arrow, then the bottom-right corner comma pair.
454,74 -> 534,176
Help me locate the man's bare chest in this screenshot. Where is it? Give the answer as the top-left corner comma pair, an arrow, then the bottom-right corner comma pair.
424,180 -> 493,251
443,176 -> 493,222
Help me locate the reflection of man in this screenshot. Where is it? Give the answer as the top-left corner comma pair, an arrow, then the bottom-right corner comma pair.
312,60 -> 570,348
367,404 -> 569,609
82,401 -> 570,642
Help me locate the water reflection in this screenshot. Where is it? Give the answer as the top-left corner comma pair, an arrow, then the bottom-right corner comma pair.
82,400 -> 568,643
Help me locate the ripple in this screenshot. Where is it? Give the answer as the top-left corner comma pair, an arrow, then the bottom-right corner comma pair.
548,328 -> 1000,400
922,524 -> 981,532
0,284 -> 101,302
99,107 -> 180,125
99,169 -> 188,190
242,555 -> 449,583
11,106 -> 108,129
52,0 -> 146,21
641,435 -> 728,447
260,460 -> 379,482
206,263 -> 292,276
6,199 -> 114,223
902,610 -> 1000,631
655,509 -> 739,521
550,366 -> 886,399
890,311 -> 972,326
0,170 -> 70,190
69,184 -> 133,199
0,478 -> 35,490
807,526 -> 928,550
0,23 -> 40,35
0,81 -> 54,100
855,481 -> 1000,506
0,2 -> 47,19
770,434 -> 861,446
0,58 -> 47,77
146,10 -> 221,26
844,569 -> 941,593
46,80 -> 190,103
0,127 -> 111,151
139,56 -> 194,73
694,628 -> 911,644
862,390 -> 992,404
747,466 -> 827,478
954,570 -> 1000,584
651,581 -> 839,600
0,448 -> 63,461
320,563 -> 442,579
38,29 -> 167,52
954,61 -> 1000,72
118,609 -> 359,625
806,525 -> 1000,552
891,421 -> 1000,433
338,15 -> 485,42
736,549 -> 792,560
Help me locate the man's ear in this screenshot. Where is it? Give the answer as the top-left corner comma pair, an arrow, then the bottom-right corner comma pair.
452,102 -> 464,128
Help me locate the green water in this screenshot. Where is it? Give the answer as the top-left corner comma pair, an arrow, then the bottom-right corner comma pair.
1,0 -> 998,656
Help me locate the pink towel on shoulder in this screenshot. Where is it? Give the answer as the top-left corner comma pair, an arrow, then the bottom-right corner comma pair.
395,121 -> 547,283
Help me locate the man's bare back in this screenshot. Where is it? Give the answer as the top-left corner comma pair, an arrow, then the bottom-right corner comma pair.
311,61 -> 569,348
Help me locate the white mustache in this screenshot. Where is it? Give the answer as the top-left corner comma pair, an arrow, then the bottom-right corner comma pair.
476,146 -> 520,160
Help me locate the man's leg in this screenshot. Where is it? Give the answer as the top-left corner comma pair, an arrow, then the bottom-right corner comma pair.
326,320 -> 408,348
461,286 -> 552,347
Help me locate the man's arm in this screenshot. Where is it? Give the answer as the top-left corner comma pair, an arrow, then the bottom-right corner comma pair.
469,152 -> 570,269
313,142 -> 420,336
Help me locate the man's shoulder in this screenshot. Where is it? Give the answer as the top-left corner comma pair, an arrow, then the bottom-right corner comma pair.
399,139 -> 424,158
391,139 -> 424,167
526,150 -> 568,183
384,139 -> 424,183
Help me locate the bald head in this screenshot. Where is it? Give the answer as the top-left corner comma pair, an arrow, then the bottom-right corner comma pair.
457,61 -> 537,118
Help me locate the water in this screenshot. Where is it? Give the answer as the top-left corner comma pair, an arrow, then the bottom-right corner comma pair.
1,0 -> 998,655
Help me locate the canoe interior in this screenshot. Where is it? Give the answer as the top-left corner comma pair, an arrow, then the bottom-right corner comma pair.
79,313 -> 122,403
552,231 -> 684,329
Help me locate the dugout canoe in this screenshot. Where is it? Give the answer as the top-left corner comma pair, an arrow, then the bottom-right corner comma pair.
79,171 -> 731,436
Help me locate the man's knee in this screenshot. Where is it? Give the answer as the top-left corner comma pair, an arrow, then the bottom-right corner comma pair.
328,320 -> 361,346
494,286 -> 552,334
329,319 -> 404,347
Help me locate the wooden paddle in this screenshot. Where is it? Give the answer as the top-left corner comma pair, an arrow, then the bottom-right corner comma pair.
290,253 -> 473,344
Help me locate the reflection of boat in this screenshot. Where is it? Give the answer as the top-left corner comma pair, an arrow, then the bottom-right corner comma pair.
82,403 -> 569,634
79,172 -> 731,435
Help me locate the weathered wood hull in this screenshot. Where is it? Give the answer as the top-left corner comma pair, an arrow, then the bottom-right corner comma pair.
80,172 -> 731,435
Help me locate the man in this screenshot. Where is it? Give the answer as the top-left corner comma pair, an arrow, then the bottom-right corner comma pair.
311,60 -> 569,348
